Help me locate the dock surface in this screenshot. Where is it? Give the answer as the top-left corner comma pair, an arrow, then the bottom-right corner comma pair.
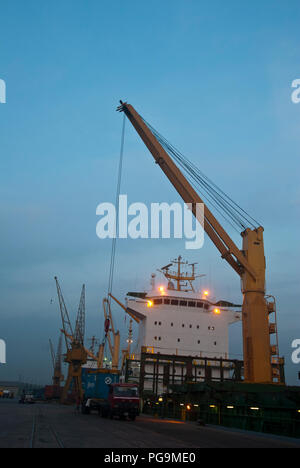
0,399 -> 299,449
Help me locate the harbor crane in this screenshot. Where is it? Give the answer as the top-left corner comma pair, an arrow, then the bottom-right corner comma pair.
117,101 -> 282,385
54,277 -> 105,402
55,277 -> 88,403
49,332 -> 64,386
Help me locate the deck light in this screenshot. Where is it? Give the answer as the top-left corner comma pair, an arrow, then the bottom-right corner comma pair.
250,407 -> 260,411
214,308 -> 221,315
147,300 -> 154,308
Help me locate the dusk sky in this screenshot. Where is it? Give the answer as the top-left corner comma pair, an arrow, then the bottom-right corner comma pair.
0,0 -> 300,385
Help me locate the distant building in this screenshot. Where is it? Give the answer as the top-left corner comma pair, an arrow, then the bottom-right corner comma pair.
0,381 -> 41,398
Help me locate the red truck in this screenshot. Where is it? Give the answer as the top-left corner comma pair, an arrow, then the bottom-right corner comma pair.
99,383 -> 140,421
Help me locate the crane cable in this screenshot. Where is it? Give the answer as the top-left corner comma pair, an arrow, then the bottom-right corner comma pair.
141,116 -> 261,232
104,113 -> 126,346
148,119 -> 259,230
100,114 -> 126,352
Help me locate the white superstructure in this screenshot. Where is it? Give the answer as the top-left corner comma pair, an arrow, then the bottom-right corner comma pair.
126,256 -> 241,362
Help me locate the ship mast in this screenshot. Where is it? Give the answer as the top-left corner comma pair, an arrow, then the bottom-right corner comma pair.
159,256 -> 205,292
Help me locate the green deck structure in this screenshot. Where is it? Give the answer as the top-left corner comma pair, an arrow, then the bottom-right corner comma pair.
143,381 -> 300,438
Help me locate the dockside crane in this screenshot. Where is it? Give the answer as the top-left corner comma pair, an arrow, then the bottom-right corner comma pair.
117,101 -> 282,385
49,332 -> 64,386
49,338 -> 55,370
54,277 -> 88,403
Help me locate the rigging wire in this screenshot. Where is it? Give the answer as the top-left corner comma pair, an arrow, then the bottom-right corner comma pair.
153,125 -> 257,229
141,116 -> 261,232
106,113 -> 126,315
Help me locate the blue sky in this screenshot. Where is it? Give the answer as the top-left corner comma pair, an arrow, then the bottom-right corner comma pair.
0,0 -> 300,385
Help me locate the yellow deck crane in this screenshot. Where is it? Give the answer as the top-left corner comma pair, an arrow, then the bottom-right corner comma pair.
117,101 -> 283,385
54,277 -> 88,403
49,332 -> 64,387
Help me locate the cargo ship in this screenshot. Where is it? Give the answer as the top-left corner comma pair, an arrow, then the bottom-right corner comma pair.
121,256 -> 242,390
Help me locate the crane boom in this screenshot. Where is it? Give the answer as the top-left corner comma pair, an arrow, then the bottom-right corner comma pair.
117,101 -> 256,279
74,284 -> 85,345
117,101 -> 275,384
49,333 -> 63,386
55,332 -> 63,375
54,276 -> 73,351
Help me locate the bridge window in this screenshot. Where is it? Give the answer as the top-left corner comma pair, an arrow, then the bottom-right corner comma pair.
154,299 -> 162,305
